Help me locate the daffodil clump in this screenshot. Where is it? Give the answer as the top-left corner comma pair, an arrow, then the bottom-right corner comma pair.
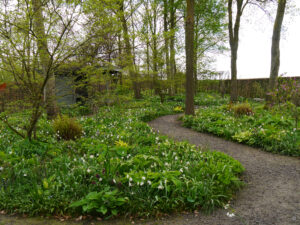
173,106 -> 183,112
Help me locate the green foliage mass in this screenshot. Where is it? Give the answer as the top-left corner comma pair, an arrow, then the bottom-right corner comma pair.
0,97 -> 244,218
182,102 -> 300,156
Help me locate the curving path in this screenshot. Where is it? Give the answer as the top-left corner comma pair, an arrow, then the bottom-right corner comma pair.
147,114 -> 300,225
1,114 -> 299,225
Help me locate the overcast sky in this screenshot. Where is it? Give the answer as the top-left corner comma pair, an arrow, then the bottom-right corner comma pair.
214,0 -> 300,79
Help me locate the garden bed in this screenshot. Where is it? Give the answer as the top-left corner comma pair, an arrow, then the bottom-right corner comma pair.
0,98 -> 244,219
182,102 -> 300,156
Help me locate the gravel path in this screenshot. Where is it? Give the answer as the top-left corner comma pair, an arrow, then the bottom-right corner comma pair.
147,114 -> 300,225
1,114 -> 299,225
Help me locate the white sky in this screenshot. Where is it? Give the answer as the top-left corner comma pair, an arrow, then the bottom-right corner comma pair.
215,0 -> 300,79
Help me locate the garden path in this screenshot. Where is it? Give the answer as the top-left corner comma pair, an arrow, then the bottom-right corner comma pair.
1,114 -> 299,225
147,114 -> 300,225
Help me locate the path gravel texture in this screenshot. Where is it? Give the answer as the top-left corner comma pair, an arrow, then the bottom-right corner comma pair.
148,114 -> 300,225
1,114 -> 299,225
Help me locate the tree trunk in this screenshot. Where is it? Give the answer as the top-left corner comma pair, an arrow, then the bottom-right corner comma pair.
144,0 -> 151,88
117,33 -> 123,86
129,0 -> 137,67
146,34 -> 151,84
32,0 -> 57,119
152,3 -> 159,95
185,0 -> 195,115
194,18 -> 199,95
230,44 -> 238,102
118,0 -> 141,99
163,0 -> 171,94
268,0 -> 287,102
170,0 -> 177,93
228,0 -> 245,102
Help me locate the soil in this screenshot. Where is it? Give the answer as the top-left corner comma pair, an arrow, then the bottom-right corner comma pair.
1,114 -> 299,225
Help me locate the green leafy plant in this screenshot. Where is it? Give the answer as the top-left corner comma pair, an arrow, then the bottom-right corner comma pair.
70,187 -> 127,218
232,131 -> 253,143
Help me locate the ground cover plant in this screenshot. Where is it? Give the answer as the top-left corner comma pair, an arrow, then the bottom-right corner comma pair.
0,97 -> 244,219
182,100 -> 300,156
166,93 -> 229,107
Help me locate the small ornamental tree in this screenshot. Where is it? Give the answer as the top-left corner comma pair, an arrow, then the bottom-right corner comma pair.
267,76 -> 300,129
267,76 -> 300,106
0,1 -> 82,141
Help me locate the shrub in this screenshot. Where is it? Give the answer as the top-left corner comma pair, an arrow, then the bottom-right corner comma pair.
233,103 -> 253,116
53,115 -> 82,140
267,76 -> 300,105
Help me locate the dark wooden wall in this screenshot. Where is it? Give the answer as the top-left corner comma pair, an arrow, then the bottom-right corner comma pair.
198,77 -> 300,99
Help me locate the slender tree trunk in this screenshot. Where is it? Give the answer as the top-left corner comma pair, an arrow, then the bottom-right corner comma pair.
228,0 -> 245,102
194,18 -> 199,95
118,0 -> 141,99
163,0 -> 171,94
146,33 -> 151,85
153,37 -> 159,94
194,56 -> 198,94
32,0 -> 57,119
144,0 -> 151,89
170,0 -> 177,93
185,0 -> 195,115
146,34 -> 151,84
268,0 -> 287,102
151,3 -> 159,95
230,44 -> 238,102
129,0 -> 137,67
117,33 -> 123,85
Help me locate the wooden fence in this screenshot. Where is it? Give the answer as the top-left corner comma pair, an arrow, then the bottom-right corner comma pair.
198,77 -> 300,99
